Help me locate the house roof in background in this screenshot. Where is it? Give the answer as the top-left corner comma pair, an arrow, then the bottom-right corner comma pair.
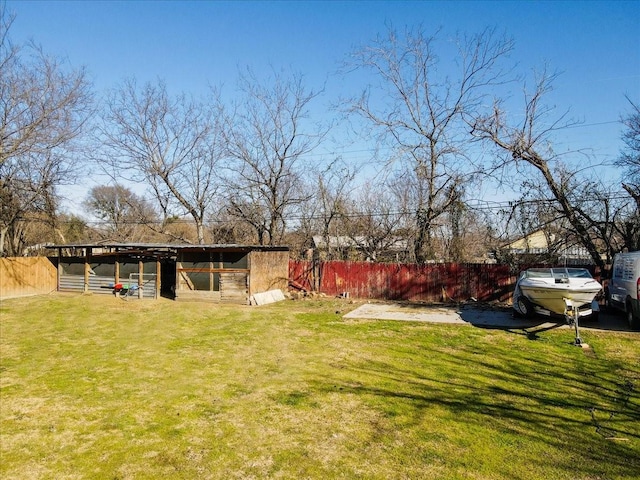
502,230 -> 553,250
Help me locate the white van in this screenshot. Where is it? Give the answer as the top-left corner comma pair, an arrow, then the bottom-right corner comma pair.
606,251 -> 640,330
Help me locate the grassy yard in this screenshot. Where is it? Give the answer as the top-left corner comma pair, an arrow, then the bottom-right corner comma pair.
1,294 -> 639,479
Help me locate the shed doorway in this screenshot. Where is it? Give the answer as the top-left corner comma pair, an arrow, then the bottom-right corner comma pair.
160,260 -> 177,299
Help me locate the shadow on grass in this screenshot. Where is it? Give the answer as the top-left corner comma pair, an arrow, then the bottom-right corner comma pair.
457,305 -> 577,343
472,319 -> 567,341
311,340 -> 640,479
457,303 -> 638,334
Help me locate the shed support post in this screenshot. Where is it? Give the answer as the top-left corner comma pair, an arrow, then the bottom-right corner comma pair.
138,259 -> 143,299
57,247 -> 62,292
84,247 -> 91,293
156,259 -> 161,299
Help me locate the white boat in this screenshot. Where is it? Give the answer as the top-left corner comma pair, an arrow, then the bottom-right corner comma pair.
513,267 -> 602,318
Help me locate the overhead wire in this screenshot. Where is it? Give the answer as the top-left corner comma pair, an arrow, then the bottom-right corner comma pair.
22,190 -> 635,227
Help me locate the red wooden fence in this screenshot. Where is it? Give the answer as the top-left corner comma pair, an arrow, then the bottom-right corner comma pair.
289,260 -> 516,303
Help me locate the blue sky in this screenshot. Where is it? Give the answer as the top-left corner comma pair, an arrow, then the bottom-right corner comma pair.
6,0 -> 640,211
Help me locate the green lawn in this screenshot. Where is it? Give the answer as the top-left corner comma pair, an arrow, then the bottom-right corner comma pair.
1,294 -> 639,479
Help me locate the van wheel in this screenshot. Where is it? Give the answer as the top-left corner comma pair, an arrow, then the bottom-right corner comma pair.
517,296 -> 535,318
627,302 -> 640,330
604,288 -> 612,312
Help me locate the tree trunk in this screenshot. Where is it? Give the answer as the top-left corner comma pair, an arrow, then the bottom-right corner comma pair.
196,221 -> 205,245
536,159 -> 605,270
0,226 -> 6,256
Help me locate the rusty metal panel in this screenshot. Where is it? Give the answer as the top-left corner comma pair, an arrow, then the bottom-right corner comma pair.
288,259 -> 315,292
289,259 -> 517,302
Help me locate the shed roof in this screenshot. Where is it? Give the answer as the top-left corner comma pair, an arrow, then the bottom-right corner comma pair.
48,243 -> 289,257
49,242 -> 288,249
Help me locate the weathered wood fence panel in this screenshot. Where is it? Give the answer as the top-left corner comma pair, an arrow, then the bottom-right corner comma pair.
289,260 -> 516,302
0,257 -> 57,299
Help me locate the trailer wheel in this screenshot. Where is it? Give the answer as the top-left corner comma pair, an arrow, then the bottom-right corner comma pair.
603,287 -> 613,312
517,296 -> 535,318
627,301 -> 640,330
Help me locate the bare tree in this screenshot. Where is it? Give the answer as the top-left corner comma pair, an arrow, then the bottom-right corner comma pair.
342,182 -> 408,262
443,197 -> 467,262
223,69 -> 326,245
617,97 -> 640,191
84,184 -> 157,242
57,213 -> 88,244
97,79 -> 224,244
344,26 -> 513,263
285,159 -> 355,259
207,209 -> 256,245
0,6 -> 93,255
586,184 -> 639,257
306,158 -> 356,259
470,69 -> 611,269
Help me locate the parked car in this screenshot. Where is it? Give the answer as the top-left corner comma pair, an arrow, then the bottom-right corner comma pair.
605,251 -> 640,330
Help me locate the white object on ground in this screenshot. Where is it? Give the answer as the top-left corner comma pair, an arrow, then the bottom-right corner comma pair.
250,289 -> 286,306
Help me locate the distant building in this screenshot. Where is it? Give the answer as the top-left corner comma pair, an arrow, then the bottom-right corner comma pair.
498,230 -> 595,265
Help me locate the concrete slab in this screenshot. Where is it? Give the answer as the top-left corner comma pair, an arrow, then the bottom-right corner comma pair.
343,302 -> 635,333
343,303 -> 466,324
344,302 -> 561,330
250,289 -> 286,306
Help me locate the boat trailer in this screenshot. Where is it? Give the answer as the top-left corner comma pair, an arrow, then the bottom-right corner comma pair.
563,298 -> 583,346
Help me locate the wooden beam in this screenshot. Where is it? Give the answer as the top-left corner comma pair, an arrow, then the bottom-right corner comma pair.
156,259 -> 161,299
84,247 -> 91,293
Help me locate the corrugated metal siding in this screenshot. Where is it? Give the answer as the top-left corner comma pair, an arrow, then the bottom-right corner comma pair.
124,275 -> 158,299
60,274 -> 86,292
90,275 -> 119,294
138,277 -> 158,299
121,277 -> 157,299
59,274 -> 157,299
60,274 -> 118,295
289,260 -> 315,292
290,260 -> 516,302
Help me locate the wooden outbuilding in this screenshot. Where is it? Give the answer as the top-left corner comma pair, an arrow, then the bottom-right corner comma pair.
48,243 -> 289,304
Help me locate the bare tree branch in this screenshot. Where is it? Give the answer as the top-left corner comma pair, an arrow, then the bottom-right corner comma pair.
470,69 -> 614,268
0,5 -> 93,255
95,79 -> 224,244
344,26 -> 513,262
222,68 -> 327,245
